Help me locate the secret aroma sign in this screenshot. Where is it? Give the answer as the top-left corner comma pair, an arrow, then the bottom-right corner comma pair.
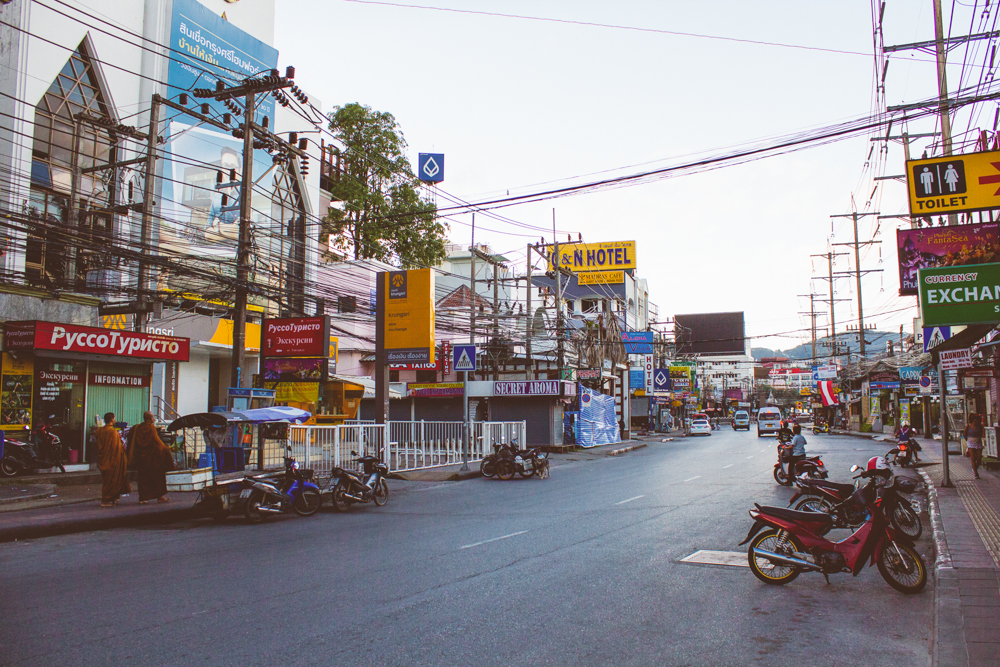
5,321 -> 189,362
261,316 -> 330,358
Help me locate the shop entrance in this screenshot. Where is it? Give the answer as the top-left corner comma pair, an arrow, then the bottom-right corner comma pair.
33,359 -> 86,456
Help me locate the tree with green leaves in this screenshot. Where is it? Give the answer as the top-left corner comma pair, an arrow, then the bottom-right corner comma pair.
324,103 -> 447,268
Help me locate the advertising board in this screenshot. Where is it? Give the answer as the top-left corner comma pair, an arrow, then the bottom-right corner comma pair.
547,241 -> 636,273
622,331 -> 655,355
377,269 -> 435,364
906,150 -> 1000,217
940,348 -> 973,370
5,321 -> 189,362
408,383 -> 463,397
160,0 -> 279,268
918,262 -> 1000,327
674,312 -> 746,355
261,317 -> 329,358
578,270 -> 625,285
262,357 -> 326,382
896,223 -> 999,296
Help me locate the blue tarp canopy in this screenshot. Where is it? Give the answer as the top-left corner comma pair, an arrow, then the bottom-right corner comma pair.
167,407 -> 311,431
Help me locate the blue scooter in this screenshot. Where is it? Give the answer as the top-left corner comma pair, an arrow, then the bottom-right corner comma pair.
241,453 -> 322,523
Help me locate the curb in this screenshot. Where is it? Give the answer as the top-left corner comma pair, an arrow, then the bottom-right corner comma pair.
606,443 -> 648,457
918,468 -> 953,570
0,484 -> 56,505
0,507 -> 196,543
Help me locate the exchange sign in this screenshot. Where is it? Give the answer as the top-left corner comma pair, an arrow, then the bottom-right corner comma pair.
907,150 -> 1000,217
918,262 -> 1000,327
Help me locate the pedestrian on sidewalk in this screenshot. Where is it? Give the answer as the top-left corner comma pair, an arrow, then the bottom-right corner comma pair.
964,414 -> 985,479
127,411 -> 173,504
96,412 -> 130,507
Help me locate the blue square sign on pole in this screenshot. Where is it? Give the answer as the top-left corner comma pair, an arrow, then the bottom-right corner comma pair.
454,344 -> 477,371
418,153 -> 445,183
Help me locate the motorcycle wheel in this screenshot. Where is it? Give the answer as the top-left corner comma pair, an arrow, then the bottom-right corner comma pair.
793,497 -> 835,536
372,479 -> 389,506
518,462 -> 535,479
480,457 -> 497,478
891,500 -> 923,541
0,456 -> 20,477
496,459 -> 515,480
877,541 -> 927,594
293,488 -> 322,516
331,481 -> 351,512
747,529 -> 804,585
773,465 -> 788,486
244,492 -> 266,523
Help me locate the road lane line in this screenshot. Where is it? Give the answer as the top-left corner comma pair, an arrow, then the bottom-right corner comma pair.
722,464 -> 734,469
616,495 -> 645,505
683,476 -> 701,482
460,531 -> 528,550
746,455 -> 754,459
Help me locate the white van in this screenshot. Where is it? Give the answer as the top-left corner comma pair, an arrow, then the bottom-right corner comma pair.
757,407 -> 782,437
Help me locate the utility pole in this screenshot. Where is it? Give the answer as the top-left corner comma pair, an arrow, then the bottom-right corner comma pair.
462,212 -> 475,472
932,0 -> 953,157
194,67 -> 301,390
525,244 -> 532,381
492,256 -> 500,381
831,211 -> 882,360
135,98 -> 159,332
811,251 -> 849,362
798,292 -> 821,362
552,209 -> 564,379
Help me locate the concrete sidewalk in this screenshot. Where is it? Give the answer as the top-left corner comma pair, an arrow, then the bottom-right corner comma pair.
917,438 -> 1000,667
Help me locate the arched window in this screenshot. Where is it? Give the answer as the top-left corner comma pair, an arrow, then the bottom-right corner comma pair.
268,165 -> 306,315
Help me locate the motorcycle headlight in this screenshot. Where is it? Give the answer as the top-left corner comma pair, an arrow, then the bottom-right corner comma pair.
291,461 -> 299,470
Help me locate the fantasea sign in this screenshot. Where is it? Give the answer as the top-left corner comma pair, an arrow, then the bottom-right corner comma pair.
896,222 -> 999,296
547,241 -> 636,273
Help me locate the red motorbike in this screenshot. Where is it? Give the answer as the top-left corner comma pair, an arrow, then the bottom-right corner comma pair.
739,466 -> 927,594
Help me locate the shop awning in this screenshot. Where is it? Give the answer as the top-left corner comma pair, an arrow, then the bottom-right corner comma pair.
930,323 -> 996,365
201,319 -> 261,352
328,374 -> 402,399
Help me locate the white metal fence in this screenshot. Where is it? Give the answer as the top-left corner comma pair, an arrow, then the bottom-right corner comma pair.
288,420 -> 526,477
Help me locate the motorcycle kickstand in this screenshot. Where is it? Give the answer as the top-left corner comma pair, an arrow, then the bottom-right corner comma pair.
822,573 -> 831,585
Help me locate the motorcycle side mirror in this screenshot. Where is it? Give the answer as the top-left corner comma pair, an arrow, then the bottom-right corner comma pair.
351,450 -> 358,456
850,464 -> 860,473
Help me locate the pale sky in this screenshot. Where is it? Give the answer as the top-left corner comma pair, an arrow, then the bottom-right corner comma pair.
276,1 -> 985,352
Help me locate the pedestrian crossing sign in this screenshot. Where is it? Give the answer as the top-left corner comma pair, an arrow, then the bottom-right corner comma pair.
454,344 -> 477,372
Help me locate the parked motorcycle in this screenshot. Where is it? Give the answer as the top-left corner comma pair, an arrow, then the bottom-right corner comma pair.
1,420 -> 66,476
812,422 -> 830,435
328,450 -> 389,511
496,445 -> 549,480
242,455 -> 322,523
480,441 -> 516,478
773,443 -> 827,486
788,461 -> 922,540
740,468 -> 927,594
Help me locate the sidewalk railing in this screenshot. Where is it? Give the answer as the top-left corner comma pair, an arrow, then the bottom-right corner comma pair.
287,420 -> 526,477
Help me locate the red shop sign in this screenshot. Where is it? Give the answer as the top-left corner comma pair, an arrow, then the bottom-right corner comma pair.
7,321 -> 190,362
88,373 -> 151,387
261,317 -> 330,358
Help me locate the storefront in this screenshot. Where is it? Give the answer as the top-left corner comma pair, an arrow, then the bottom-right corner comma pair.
467,380 -> 576,447
1,321 -> 189,462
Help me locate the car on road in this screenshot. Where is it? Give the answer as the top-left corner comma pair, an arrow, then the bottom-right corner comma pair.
732,410 -> 750,430
690,418 -> 712,436
756,407 -> 782,437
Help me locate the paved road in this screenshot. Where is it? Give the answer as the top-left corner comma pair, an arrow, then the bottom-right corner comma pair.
0,430 -> 932,666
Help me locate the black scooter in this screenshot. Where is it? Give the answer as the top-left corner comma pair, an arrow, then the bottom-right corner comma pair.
1,421 -> 66,476
328,450 -> 389,511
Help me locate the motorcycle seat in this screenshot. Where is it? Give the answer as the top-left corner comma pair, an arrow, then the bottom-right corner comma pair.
802,479 -> 855,496
754,503 -> 834,527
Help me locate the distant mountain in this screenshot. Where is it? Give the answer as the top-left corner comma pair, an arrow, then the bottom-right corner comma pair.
751,330 -> 902,363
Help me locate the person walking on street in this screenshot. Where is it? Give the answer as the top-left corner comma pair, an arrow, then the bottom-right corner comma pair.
96,412 -> 130,507
127,411 -> 174,504
964,414 -> 985,479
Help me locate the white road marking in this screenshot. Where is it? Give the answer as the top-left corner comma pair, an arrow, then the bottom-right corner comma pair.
722,464 -> 734,469
746,455 -> 754,459
615,495 -> 645,505
683,476 -> 701,482
460,531 -> 528,550
680,550 -> 749,568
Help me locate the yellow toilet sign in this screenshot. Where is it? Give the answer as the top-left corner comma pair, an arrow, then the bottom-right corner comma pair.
907,150 -> 1000,216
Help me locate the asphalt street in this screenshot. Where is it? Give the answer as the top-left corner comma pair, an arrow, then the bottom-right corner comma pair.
0,430 -> 933,667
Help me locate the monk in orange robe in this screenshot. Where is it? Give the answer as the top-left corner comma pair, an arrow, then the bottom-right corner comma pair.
127,411 -> 173,503
96,412 -> 130,506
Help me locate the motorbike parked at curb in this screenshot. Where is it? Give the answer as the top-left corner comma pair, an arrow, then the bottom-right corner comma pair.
773,443 -> 827,486
787,464 -> 922,540
328,450 -> 389,511
495,444 -> 549,480
480,441 -> 516,478
1,420 -> 67,476
740,467 -> 927,594
242,454 -> 322,523
812,422 -> 830,435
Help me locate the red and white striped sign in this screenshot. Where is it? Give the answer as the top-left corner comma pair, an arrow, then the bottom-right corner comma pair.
818,380 -> 838,406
